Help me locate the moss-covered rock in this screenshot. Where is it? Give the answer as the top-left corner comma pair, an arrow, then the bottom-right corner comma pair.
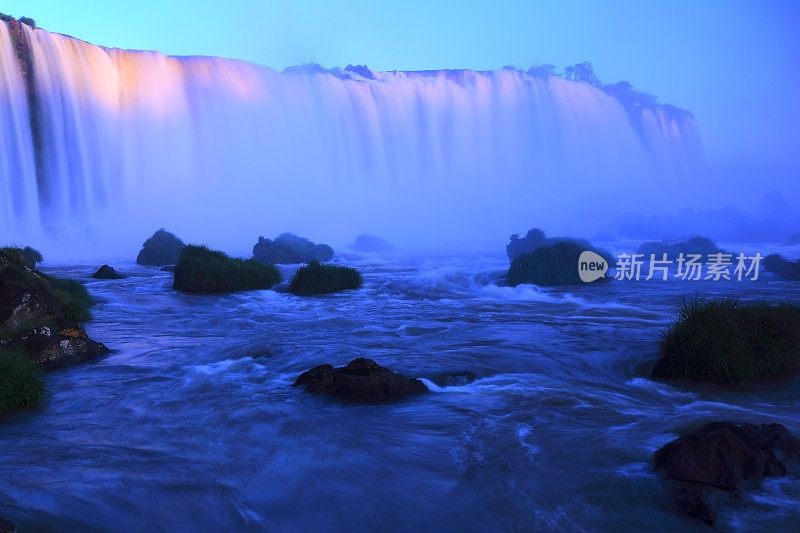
0,248 -> 107,367
506,240 -> 611,286
173,245 -> 281,294
288,260 -> 362,295
253,233 -> 334,265
652,298 -> 800,383
764,253 -> 800,281
91,265 -> 125,280
637,236 -> 724,260
136,229 -> 185,266
0,346 -> 46,416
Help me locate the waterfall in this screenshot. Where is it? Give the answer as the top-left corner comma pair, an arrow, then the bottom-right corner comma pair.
0,21 -> 703,255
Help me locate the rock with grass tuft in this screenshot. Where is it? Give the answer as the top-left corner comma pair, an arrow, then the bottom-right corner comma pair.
652,297 -> 800,383
1,248 -> 108,366
288,260 -> 362,295
173,245 -> 280,294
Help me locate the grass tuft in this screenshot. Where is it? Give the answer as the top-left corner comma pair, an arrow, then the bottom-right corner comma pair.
653,297 -> 800,383
0,347 -> 47,415
173,245 -> 281,294
289,260 -> 363,295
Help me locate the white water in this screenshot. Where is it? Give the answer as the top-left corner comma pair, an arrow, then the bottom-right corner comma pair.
0,22 -> 703,257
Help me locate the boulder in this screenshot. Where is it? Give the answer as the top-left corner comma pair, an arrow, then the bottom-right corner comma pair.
293,358 -> 428,401
91,264 -> 125,280
353,234 -> 393,252
136,229 -> 185,266
654,421 -> 800,525
1,249 -> 108,367
252,233 -> 334,265
763,253 -> 800,281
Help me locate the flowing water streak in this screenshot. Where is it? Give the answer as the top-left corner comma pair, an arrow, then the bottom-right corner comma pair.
0,23 -> 702,252
0,22 -> 37,233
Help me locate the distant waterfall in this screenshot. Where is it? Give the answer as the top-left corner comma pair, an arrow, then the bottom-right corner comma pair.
0,20 -> 703,255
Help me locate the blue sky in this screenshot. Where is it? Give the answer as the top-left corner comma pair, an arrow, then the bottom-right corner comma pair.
5,0 -> 800,178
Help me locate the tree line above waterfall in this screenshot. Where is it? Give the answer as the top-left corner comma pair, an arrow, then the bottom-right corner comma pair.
284,59 -> 690,122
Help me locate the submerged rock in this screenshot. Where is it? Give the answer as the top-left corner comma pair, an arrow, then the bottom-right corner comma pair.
293,358 -> 428,401
91,264 -> 125,280
136,229 -> 185,266
252,233 -> 334,265
0,248 -> 108,367
654,421 -> 800,525
428,370 -> 478,387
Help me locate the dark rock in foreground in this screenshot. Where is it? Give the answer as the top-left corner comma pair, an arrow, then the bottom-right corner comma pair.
654,421 -> 800,525
91,264 -> 125,280
353,234 -> 393,252
173,245 -> 280,294
288,260 -> 362,295
160,265 -> 176,272
253,233 -> 334,265
764,253 -> 800,281
652,297 -> 800,383
293,358 -> 428,401
0,514 -> 15,533
137,229 -> 186,266
0,248 -> 108,367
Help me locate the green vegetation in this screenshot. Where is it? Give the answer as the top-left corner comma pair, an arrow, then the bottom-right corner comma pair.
1,247 -> 93,322
652,298 -> 800,383
46,276 -> 93,322
289,260 -> 363,295
173,245 -> 281,294
253,233 -> 334,264
506,240 -> 609,286
19,16 -> 36,29
137,229 -> 186,266
0,348 -> 46,416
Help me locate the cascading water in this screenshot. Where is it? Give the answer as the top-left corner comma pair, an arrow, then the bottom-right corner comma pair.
0,21 -> 703,256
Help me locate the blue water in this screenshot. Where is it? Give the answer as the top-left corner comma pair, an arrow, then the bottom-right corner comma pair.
1,251 -> 799,531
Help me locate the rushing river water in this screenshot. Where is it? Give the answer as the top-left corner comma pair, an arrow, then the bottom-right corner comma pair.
1,249 -> 799,531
